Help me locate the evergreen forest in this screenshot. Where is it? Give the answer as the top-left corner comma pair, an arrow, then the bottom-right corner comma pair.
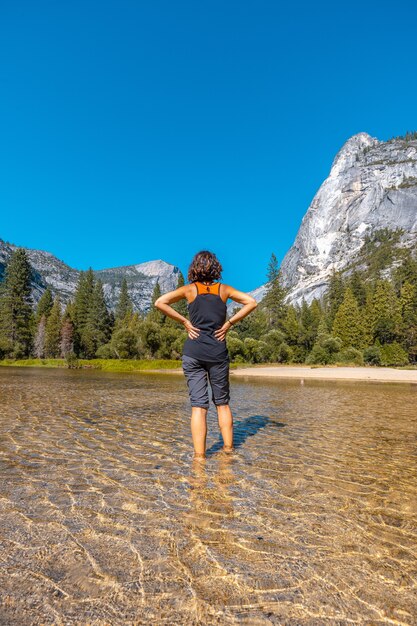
0,228 -> 416,367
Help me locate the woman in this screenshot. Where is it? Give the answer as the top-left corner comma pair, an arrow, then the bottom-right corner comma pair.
154,250 -> 257,459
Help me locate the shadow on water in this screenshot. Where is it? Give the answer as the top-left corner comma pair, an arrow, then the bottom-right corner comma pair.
206,414 -> 285,456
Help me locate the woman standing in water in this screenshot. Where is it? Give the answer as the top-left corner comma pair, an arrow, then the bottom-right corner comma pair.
155,250 -> 257,459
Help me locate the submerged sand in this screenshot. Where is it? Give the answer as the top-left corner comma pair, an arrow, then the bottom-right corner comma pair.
1,367 -> 416,625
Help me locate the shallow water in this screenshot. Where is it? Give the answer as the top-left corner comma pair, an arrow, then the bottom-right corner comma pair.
0,367 -> 416,625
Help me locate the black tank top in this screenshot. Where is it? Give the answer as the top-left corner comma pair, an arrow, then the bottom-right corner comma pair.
182,281 -> 229,362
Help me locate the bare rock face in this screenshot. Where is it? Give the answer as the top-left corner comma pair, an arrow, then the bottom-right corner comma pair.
278,132 -> 417,304
0,240 -> 179,313
95,259 -> 180,313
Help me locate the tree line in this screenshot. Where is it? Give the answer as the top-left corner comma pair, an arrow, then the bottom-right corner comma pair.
0,229 -> 416,366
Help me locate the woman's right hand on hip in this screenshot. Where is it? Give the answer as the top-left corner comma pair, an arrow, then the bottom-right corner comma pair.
183,320 -> 200,339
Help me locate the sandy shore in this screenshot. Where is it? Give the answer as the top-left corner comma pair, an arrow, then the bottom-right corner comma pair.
151,365 -> 417,384
229,365 -> 417,384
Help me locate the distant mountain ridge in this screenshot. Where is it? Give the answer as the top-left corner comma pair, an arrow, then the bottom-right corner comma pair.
249,132 -> 417,305
0,240 -> 179,313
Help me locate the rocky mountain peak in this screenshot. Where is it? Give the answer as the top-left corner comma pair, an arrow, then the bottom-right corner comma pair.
330,132 -> 379,176
133,259 -> 179,277
248,132 -> 417,307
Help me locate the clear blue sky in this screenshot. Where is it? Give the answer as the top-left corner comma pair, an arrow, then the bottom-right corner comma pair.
1,1 -> 416,292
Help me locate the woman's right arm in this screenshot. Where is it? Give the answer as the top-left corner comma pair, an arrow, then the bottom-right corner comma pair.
214,284 -> 257,341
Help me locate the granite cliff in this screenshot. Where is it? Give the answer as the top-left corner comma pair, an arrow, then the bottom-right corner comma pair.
267,132 -> 417,304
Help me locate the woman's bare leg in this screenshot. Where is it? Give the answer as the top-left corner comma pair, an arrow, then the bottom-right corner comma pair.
216,404 -> 233,451
191,407 -> 208,457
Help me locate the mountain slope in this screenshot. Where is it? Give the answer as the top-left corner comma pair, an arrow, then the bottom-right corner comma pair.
0,240 -> 179,313
277,132 -> 417,304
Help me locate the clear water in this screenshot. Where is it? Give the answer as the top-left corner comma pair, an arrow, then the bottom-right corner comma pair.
0,367 -> 416,625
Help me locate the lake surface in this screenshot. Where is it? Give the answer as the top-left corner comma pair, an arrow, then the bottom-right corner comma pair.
0,367 -> 416,625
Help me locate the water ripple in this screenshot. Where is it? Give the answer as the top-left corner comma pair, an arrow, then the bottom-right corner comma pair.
0,367 -> 416,625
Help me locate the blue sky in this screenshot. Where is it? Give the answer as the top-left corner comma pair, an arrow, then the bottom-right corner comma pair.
1,1 -> 416,292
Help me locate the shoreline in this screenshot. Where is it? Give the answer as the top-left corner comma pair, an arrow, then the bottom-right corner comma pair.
149,364 -> 417,384
0,359 -> 416,384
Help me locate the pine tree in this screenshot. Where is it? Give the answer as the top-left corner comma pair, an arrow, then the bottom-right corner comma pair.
298,299 -> 320,351
332,287 -> 364,349
63,301 -> 76,325
73,269 -> 95,356
326,269 -> 345,324
267,253 -> 279,283
36,288 -> 53,321
283,305 -> 300,345
316,316 -> 330,342
400,281 -> 417,360
45,297 -> 62,357
33,315 -> 46,358
0,248 -> 33,356
152,281 -> 161,305
148,280 -> 164,324
234,306 -> 269,340
349,271 -> 367,307
262,254 -> 287,329
369,280 -> 402,344
310,299 -> 322,332
74,269 -> 94,328
116,278 -> 133,321
60,318 -> 74,358
394,249 -> 417,292
83,280 -> 111,357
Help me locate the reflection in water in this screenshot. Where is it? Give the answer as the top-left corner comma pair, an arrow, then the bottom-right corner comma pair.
0,367 -> 416,625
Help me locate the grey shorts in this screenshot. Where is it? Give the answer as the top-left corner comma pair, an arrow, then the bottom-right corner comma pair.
181,355 -> 230,409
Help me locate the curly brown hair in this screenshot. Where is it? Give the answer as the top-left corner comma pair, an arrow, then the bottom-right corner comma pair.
187,250 -> 223,283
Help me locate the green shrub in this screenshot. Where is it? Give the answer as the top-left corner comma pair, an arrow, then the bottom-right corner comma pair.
96,343 -> 115,359
291,345 -> 307,363
0,338 -> 13,360
336,347 -> 364,365
226,336 -> 246,360
306,333 -> 342,365
169,334 -> 187,360
157,326 -> 183,359
254,340 -> 273,362
306,345 -> 333,365
380,342 -> 409,366
243,338 -> 262,363
321,336 -> 342,354
261,329 -> 286,350
66,352 -> 80,369
276,342 -> 293,363
138,321 -> 161,356
364,345 -> 381,365
11,342 -> 26,360
110,328 -> 138,359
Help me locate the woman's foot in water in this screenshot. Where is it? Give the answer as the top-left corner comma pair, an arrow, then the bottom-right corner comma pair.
223,445 -> 234,454
193,452 -> 206,461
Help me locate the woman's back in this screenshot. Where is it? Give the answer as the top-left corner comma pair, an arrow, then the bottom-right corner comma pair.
182,281 -> 229,362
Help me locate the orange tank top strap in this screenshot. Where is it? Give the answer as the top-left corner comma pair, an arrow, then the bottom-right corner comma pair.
195,281 -> 221,295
